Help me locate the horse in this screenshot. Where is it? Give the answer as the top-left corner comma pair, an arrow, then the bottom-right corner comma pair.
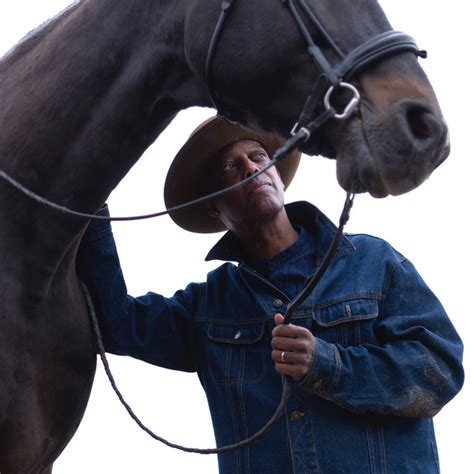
0,0 -> 450,472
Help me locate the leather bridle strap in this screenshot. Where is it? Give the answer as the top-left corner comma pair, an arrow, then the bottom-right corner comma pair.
205,0 -> 235,112
286,0 -> 427,86
205,0 -> 427,141
285,0 -> 427,137
285,0 -> 342,87
283,191 -> 354,324
335,30 -> 427,80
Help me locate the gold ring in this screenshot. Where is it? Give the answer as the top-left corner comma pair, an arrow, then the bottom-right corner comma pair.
281,351 -> 286,363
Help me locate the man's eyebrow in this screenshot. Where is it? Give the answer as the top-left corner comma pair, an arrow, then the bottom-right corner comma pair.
249,146 -> 270,157
219,153 -> 238,163
218,142 -> 269,162
220,148 -> 257,160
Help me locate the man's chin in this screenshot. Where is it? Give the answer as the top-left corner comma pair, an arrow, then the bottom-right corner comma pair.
244,199 -> 286,223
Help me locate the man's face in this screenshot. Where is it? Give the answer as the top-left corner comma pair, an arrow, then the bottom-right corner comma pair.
207,139 -> 286,230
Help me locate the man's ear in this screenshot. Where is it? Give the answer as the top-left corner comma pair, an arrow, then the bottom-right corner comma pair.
204,201 -> 220,218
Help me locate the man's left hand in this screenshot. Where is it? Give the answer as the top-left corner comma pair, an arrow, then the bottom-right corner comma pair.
271,313 -> 316,381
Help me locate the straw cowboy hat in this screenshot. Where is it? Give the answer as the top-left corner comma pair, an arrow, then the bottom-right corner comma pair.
164,116 -> 301,233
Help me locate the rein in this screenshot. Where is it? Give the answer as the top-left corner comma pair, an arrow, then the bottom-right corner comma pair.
82,192 -> 354,455
0,0 -> 425,457
0,130 -> 306,222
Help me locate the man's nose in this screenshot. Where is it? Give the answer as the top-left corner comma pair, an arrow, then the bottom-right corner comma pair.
244,159 -> 260,178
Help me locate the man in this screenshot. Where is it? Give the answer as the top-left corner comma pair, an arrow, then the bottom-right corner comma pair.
79,116 -> 463,473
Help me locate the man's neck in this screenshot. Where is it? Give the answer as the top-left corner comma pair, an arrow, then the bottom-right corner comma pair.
235,210 -> 299,261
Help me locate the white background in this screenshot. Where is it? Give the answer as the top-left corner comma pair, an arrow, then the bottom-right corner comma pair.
0,1 -> 472,473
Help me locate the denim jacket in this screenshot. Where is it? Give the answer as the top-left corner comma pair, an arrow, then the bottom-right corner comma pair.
79,201 -> 464,474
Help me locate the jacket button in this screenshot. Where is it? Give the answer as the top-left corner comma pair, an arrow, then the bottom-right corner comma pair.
273,299 -> 284,308
291,411 -> 305,422
234,330 -> 242,340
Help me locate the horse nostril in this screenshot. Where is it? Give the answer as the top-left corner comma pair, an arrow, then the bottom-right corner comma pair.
405,105 -> 439,141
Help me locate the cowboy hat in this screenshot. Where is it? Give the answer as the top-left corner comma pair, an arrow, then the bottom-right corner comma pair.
164,116 -> 301,233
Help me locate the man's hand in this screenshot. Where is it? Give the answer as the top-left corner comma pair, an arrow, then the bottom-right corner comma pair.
271,313 -> 316,381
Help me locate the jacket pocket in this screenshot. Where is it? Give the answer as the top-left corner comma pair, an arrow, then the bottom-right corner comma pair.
313,297 -> 379,346
206,320 -> 267,384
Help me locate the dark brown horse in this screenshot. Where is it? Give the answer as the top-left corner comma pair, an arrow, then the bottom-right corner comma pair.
0,0 -> 449,472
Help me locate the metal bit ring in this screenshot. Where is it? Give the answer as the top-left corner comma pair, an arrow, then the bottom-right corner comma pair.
324,82 -> 361,120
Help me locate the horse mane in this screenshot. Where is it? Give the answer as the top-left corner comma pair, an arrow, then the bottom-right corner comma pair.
0,1 -> 82,67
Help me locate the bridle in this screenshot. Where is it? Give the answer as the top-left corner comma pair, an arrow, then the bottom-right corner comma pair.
206,0 -> 426,145
1,0 -> 428,456
0,0 -> 426,224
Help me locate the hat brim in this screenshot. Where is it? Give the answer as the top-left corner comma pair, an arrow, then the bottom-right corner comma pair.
164,116 -> 301,233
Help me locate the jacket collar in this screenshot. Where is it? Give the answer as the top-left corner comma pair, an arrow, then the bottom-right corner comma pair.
205,201 -> 355,263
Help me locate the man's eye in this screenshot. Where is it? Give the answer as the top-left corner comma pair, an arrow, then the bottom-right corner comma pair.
254,151 -> 269,161
223,162 -> 237,172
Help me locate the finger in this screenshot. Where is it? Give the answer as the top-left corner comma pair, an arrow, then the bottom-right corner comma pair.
272,323 -> 308,338
271,336 -> 296,351
272,349 -> 309,365
271,336 -> 310,352
274,313 -> 285,326
272,349 -> 294,364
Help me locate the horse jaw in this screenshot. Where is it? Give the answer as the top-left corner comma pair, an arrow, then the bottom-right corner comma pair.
336,126 -> 450,198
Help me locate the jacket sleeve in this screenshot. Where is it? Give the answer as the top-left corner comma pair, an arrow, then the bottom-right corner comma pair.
77,205 -> 200,372
300,254 -> 464,417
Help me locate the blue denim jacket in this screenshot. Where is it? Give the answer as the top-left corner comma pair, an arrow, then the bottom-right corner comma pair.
79,201 -> 464,474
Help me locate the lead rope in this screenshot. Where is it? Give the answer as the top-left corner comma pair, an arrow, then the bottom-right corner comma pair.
81,192 -> 354,454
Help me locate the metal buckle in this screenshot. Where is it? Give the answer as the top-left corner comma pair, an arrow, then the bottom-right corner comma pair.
324,82 -> 360,120
290,123 -> 311,142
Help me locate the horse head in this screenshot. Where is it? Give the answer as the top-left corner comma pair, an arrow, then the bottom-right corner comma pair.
185,0 -> 449,198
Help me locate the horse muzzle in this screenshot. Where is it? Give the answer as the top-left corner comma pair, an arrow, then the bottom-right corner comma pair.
334,97 -> 450,198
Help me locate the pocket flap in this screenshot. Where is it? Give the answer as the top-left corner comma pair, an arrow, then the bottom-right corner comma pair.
208,321 -> 265,344
314,298 -> 379,327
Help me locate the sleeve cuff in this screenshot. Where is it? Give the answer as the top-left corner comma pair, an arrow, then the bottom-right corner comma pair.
82,204 -> 112,242
300,337 -> 341,397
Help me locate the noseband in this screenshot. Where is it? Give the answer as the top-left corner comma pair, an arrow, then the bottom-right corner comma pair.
205,0 -> 426,142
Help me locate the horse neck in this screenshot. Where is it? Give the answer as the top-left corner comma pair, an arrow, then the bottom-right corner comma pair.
0,0 -> 208,270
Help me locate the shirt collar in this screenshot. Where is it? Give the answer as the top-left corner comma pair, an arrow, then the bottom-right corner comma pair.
205,201 -> 355,263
